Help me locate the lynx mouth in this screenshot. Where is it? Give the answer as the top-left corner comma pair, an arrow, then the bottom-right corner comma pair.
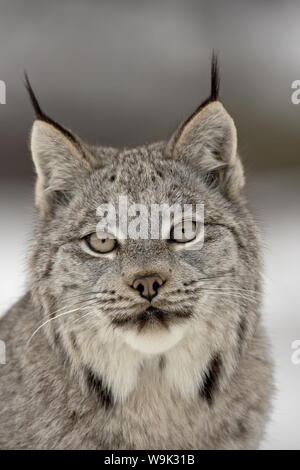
112,306 -> 193,331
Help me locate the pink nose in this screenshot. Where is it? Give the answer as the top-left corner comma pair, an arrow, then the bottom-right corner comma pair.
132,275 -> 164,301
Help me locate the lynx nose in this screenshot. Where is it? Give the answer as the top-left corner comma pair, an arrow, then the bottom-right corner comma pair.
132,275 -> 164,301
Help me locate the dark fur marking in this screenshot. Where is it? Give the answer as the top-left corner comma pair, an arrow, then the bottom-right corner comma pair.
69,332 -> 79,353
62,283 -> 80,290
42,258 -> 53,279
159,355 -> 166,371
53,331 -> 61,347
50,190 -> 71,208
183,280 -> 197,287
52,331 -> 71,370
237,317 -> 247,354
236,419 -> 248,438
47,295 -> 57,318
86,367 -> 113,409
200,353 -> 222,406
49,310 -> 56,319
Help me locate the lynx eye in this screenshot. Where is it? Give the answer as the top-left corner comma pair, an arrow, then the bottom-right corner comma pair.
84,232 -> 117,254
169,220 -> 197,243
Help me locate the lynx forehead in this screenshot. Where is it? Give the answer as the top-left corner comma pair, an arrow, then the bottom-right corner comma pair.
0,55 -> 273,450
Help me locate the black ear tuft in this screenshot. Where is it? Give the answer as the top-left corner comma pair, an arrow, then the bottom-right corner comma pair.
197,51 -> 220,109
24,71 -> 45,120
24,72 -> 78,145
210,50 -> 220,102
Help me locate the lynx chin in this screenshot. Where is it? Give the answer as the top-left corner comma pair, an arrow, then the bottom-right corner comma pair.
0,55 -> 273,449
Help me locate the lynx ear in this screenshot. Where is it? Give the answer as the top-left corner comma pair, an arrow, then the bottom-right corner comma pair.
166,56 -> 244,199
30,120 -> 91,214
25,74 -> 92,215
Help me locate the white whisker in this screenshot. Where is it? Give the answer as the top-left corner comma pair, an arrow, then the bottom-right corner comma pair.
26,302 -> 99,347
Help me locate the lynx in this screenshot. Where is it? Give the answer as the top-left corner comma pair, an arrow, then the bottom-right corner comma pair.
0,56 -> 273,449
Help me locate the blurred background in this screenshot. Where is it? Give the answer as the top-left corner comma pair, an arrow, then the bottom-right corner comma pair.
0,0 -> 299,449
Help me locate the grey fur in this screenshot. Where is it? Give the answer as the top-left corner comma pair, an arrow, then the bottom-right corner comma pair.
0,67 -> 273,449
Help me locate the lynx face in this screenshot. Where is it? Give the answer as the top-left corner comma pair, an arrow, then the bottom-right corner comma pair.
26,61 -> 259,365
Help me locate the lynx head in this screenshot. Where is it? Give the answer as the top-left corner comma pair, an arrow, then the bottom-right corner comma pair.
26,56 -> 260,386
